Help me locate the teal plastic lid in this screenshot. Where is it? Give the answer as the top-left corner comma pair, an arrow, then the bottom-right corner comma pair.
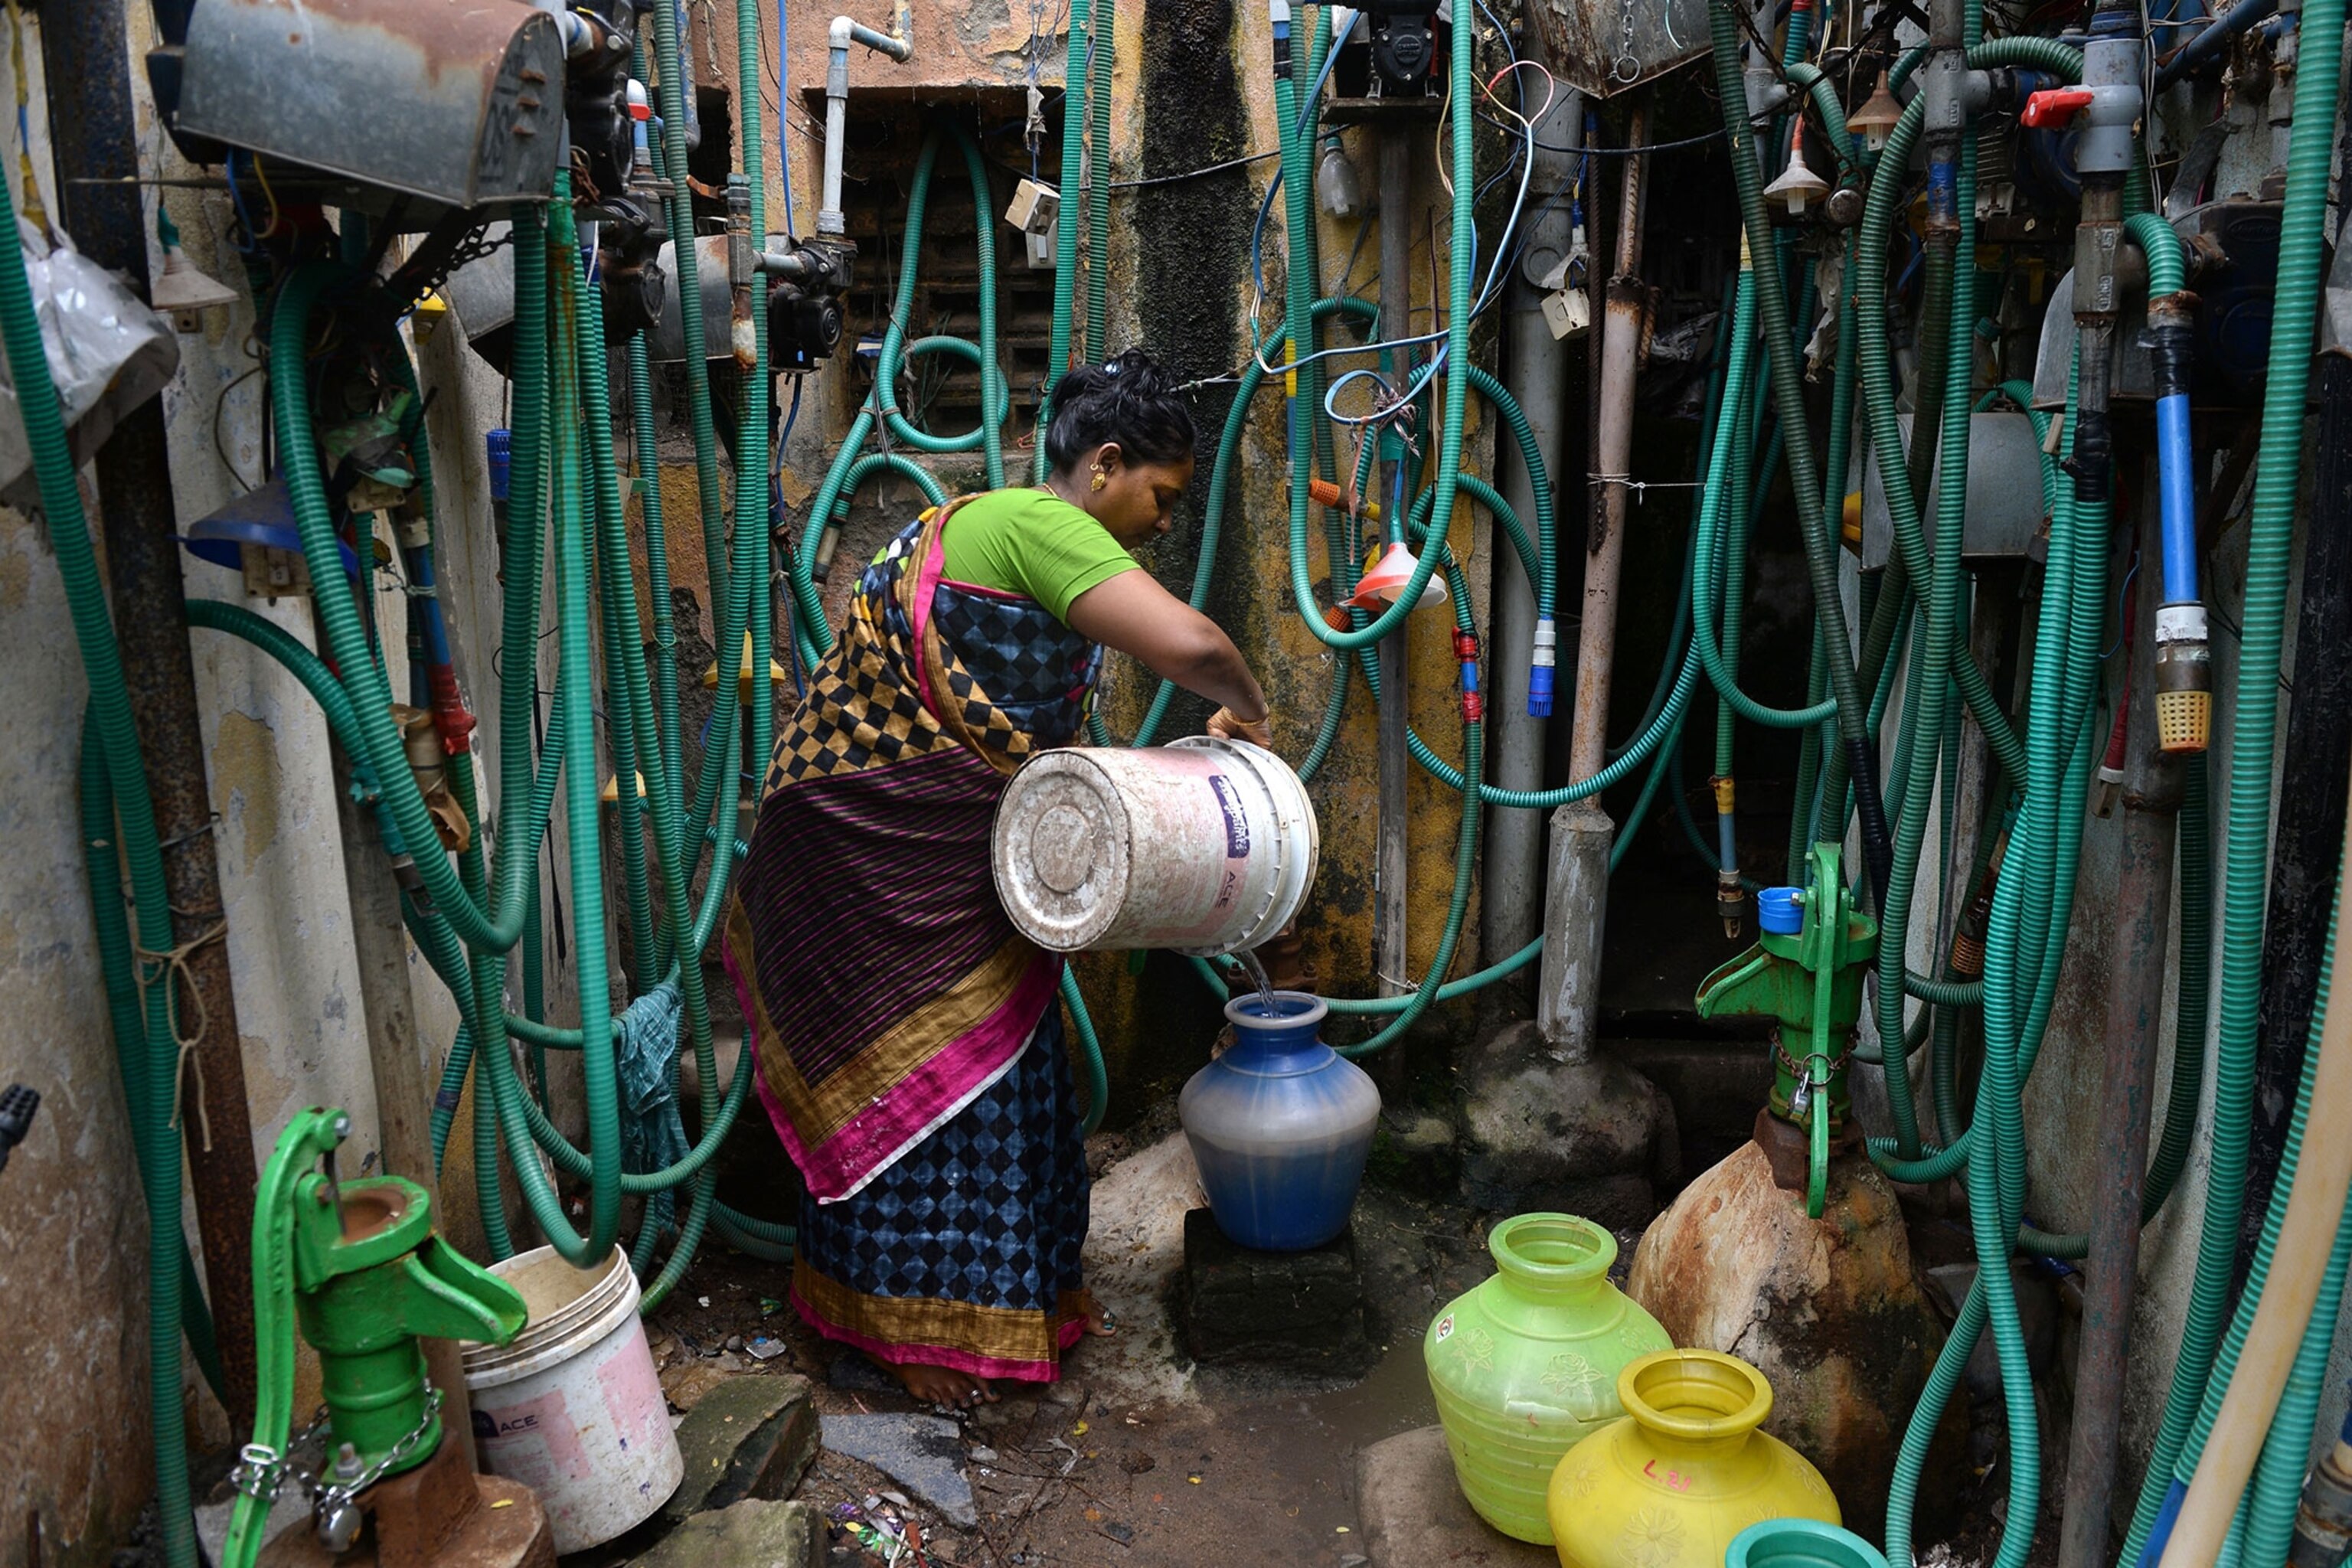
1725,1518 -> 1887,1568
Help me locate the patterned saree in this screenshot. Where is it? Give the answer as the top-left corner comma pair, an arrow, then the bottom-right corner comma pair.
726,495 -> 1101,1380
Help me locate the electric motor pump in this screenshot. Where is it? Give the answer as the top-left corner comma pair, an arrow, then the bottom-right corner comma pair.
563,1 -> 642,208
1328,4 -> 1450,99
766,238 -> 854,373
1365,4 -> 1447,91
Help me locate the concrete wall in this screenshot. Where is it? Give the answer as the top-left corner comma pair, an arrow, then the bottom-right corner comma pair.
0,10 -> 572,1563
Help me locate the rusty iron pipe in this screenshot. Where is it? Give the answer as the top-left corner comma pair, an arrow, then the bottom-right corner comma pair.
43,0 -> 259,1432
2056,483 -> 2187,1568
1565,96 -> 1649,786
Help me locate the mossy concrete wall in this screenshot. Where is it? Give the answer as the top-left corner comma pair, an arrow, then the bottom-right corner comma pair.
753,0 -> 1499,1115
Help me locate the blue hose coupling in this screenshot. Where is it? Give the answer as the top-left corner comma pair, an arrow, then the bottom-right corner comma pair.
1527,618 -> 1557,717
1925,158 -> 1959,224
485,428 -> 512,502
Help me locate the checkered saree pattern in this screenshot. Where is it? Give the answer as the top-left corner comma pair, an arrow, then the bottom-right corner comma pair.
729,495 -> 1101,1205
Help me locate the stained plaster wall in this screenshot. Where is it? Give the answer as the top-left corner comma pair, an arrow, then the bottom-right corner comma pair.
0,11 -> 577,1565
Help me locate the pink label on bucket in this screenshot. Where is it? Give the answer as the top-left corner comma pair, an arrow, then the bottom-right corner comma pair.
479,1387 -> 593,1485
596,1322 -> 672,1460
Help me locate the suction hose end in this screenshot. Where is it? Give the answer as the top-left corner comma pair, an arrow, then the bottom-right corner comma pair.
2155,604 -> 2213,755
1527,617 -> 1557,717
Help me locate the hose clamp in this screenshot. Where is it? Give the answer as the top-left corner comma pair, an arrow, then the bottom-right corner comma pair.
230,1443 -> 294,1504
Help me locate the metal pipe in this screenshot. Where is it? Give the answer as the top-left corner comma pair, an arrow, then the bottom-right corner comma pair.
1481,44 -> 1579,1001
2157,0 -> 2282,87
1563,95 -> 1649,786
818,6 -> 913,237
1376,126 -> 1412,998
42,0 -> 260,1432
2055,482 -> 2187,1568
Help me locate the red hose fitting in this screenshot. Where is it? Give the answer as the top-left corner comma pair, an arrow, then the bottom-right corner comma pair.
1453,629 -> 1480,665
1462,690 -> 1485,723
428,665 -> 478,756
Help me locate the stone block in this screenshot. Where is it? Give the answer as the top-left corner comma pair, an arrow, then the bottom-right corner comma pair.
1366,1109 -> 1460,1191
819,1412 -> 976,1528
1628,1142 -> 1963,1540
627,1499 -> 825,1568
1178,1206 -> 1374,1375
1354,1426 -> 1555,1568
661,1373 -> 818,1525
1456,1021 -> 1679,1229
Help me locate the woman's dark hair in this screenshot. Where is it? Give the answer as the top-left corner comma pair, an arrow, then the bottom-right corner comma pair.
1042,348 -> 1197,473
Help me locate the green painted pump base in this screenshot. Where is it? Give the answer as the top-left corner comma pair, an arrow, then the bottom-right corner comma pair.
293,1172 -> 528,1476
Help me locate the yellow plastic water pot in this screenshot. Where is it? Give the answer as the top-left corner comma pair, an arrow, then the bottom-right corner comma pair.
1546,1349 -> 1840,1568
1424,1214 -> 1672,1544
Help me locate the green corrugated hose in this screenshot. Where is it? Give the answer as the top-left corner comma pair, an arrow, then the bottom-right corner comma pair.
2125,0 -> 2347,1555
0,133 -> 204,1561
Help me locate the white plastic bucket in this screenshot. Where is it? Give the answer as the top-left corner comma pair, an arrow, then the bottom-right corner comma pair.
992,736 -> 1319,955
458,1246 -> 681,1553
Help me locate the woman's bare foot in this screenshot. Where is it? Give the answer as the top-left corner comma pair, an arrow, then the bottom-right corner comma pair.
1076,1288 -> 1116,1338
883,1358 -> 998,1410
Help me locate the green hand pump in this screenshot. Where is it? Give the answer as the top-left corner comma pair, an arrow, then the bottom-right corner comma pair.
223,1106 -> 528,1568
1694,842 -> 1879,1217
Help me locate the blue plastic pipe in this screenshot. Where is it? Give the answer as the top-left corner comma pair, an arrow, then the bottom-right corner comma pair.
2156,391 -> 2197,604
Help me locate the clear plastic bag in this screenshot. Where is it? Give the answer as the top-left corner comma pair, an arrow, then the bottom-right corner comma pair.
0,217 -> 178,505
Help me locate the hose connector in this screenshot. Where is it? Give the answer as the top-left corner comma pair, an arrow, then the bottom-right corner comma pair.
1527,616 -> 1557,717
485,426 -> 511,511
2154,603 -> 2213,753
1454,629 -> 1484,722
2288,1400 -> 2352,1567
1713,774 -> 1741,937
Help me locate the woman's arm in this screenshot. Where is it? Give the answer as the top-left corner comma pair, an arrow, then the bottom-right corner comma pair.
1065,570 -> 1272,744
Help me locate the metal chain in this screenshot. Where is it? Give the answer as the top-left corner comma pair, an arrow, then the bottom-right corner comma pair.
312,1388 -> 446,1517
1613,0 -> 1642,83
227,1407 -> 333,1505
225,1389 -> 443,1514
1772,1027 -> 1851,1086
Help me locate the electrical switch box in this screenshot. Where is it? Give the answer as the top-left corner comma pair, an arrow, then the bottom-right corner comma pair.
1007,178 -> 1060,236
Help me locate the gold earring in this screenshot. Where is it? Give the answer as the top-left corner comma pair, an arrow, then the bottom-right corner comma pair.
1090,469 -> 1108,492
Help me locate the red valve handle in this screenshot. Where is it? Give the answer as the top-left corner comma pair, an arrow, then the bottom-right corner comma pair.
2020,87 -> 2095,128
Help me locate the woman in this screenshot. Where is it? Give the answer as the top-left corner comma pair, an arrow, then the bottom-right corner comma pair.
727,350 -> 1272,1407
